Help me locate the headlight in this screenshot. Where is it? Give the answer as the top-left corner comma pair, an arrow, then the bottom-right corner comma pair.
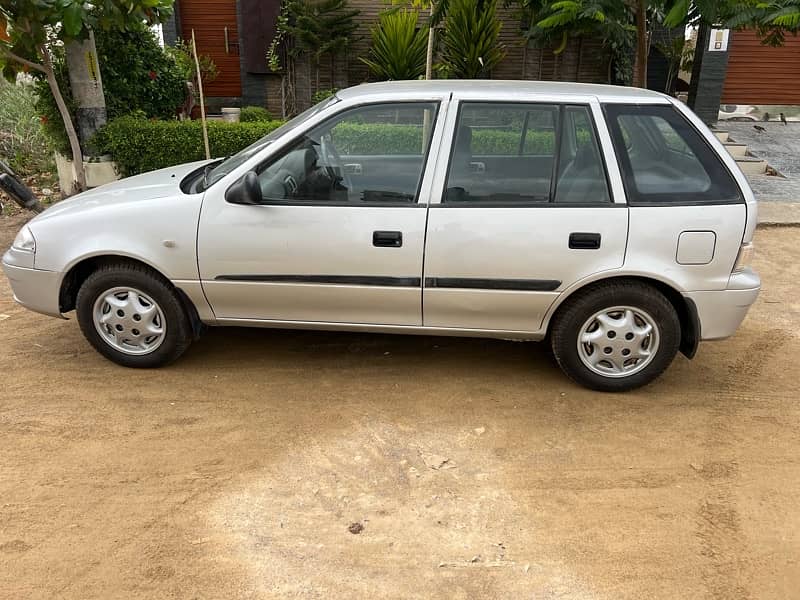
12,226 -> 36,253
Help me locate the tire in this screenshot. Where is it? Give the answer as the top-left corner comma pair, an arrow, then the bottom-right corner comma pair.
76,262 -> 192,368
550,281 -> 681,392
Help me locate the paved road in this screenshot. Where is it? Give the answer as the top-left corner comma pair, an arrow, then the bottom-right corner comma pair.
1,214 -> 799,599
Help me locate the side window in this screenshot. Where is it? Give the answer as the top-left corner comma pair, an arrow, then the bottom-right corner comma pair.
554,106 -> 610,204
256,102 -> 438,204
604,104 -> 742,204
445,103 -> 557,204
444,102 -> 610,205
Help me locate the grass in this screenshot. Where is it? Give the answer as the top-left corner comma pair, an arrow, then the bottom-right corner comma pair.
0,76 -> 54,176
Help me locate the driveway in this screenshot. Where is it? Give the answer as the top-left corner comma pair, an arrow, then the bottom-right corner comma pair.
1,213 -> 799,599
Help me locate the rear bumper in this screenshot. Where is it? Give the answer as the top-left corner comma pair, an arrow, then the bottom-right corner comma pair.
684,271 -> 760,341
1,259 -> 64,318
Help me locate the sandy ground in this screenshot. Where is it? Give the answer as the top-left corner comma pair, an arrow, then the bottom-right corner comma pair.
1,213 -> 799,599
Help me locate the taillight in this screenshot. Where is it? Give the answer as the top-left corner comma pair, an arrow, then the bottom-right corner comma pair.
733,242 -> 754,273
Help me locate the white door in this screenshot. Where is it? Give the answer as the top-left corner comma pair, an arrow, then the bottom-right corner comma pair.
423,99 -> 629,333
198,100 -> 445,326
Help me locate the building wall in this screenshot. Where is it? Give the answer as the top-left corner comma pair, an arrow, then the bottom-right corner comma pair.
171,0 -> 612,115
722,30 -> 800,105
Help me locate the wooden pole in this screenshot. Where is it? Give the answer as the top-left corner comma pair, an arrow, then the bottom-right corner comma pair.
191,30 -> 211,160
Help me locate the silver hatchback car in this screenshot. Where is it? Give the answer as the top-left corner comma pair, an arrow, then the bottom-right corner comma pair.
3,81 -> 760,391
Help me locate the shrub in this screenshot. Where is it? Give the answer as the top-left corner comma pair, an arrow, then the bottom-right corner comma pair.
361,9 -> 428,81
240,106 -> 274,122
313,89 -> 338,104
35,23 -> 187,155
332,123 -> 424,154
0,77 -> 53,174
331,124 -> 554,156
439,0 -> 505,78
95,117 -> 284,176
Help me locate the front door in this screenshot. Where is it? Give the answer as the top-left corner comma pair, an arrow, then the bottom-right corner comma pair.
423,98 -> 629,333
198,101 -> 444,326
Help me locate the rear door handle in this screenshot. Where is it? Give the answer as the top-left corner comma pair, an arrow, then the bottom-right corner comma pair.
373,230 -> 403,248
569,232 -> 601,250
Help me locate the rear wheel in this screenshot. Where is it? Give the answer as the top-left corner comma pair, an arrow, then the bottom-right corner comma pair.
550,281 -> 681,392
76,263 -> 192,368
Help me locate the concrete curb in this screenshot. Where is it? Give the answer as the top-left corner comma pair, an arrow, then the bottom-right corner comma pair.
757,201 -> 800,227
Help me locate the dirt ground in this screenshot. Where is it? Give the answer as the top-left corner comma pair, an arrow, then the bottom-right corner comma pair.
1,213 -> 799,599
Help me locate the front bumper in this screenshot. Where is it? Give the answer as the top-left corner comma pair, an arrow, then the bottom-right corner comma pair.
684,269 -> 761,341
2,255 -> 64,318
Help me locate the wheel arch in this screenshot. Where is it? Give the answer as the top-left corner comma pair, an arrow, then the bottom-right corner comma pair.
59,254 -> 203,338
545,274 -> 700,359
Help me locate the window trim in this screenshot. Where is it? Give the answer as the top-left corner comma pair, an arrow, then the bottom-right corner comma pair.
438,100 -> 614,208
231,100 -> 442,208
602,103 -> 744,207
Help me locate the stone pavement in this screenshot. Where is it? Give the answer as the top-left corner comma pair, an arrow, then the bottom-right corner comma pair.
721,122 -> 800,225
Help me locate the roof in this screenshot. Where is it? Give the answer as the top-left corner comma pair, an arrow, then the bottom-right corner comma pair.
337,80 -> 671,103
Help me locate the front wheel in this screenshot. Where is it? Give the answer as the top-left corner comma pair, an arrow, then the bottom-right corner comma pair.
550,281 -> 681,392
76,263 -> 192,368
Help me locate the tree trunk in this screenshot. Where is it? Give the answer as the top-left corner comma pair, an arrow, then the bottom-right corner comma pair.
64,30 -> 107,154
41,45 -> 86,192
634,0 -> 648,88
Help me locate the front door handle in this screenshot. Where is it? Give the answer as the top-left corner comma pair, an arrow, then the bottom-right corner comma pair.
373,230 -> 403,248
569,232 -> 601,250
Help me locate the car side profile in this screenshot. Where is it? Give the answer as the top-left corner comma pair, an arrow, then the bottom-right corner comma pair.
2,81 -> 760,391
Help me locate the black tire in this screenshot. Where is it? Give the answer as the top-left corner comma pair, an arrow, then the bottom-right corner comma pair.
76,262 -> 192,368
550,281 -> 681,392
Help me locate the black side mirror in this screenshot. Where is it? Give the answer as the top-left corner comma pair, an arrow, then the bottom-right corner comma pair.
225,171 -> 262,205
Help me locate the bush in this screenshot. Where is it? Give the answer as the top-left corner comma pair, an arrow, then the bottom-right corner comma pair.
0,77 -> 53,174
332,123 -> 424,155
361,9 -> 428,81
331,123 -> 554,156
240,106 -> 274,122
35,23 -> 187,155
96,117 -> 284,176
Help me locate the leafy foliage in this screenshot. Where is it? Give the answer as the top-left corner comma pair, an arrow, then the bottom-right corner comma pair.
439,0 -> 506,78
240,106 -> 275,122
724,0 -> 800,45
517,0 -> 635,83
312,88 -> 338,103
95,116 -> 285,176
166,39 -> 219,96
361,9 -> 429,80
0,0 -> 175,79
34,25 -> 188,155
0,77 -> 52,174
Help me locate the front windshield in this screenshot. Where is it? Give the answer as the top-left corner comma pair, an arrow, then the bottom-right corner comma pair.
198,95 -> 340,191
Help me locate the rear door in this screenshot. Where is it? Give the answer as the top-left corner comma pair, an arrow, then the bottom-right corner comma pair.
422,96 -> 629,333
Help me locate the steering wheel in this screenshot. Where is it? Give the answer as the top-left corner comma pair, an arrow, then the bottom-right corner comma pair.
320,134 -> 354,194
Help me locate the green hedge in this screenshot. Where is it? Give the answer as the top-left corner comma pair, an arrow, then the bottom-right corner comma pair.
332,123 -> 555,156
96,117 -> 284,176
98,118 -> 564,177
240,106 -> 274,122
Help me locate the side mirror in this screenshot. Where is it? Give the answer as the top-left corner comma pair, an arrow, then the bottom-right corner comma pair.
225,171 -> 262,205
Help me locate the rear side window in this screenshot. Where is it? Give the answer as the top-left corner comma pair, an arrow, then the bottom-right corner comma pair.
604,104 -> 742,205
444,102 -> 610,205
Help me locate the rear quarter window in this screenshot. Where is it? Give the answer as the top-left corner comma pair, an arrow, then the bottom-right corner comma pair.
603,104 -> 742,205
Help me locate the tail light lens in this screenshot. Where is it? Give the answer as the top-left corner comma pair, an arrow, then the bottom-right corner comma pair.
733,242 -> 754,273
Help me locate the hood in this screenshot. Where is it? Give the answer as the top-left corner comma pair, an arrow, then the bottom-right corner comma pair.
32,160 -> 212,224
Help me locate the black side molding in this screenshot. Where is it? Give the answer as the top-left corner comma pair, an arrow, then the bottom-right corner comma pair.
425,278 -> 561,292
215,274 -> 421,287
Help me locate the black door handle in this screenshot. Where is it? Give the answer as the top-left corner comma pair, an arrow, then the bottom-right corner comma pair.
373,230 -> 403,248
569,232 -> 601,250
